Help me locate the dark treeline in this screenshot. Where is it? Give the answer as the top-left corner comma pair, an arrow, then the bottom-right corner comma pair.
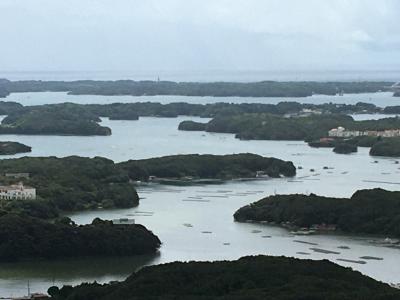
0,154 -> 294,219
234,188 -> 400,237
119,153 -> 296,180
0,79 -> 393,97
0,100 -> 387,118
179,114 -> 400,142
47,255 -> 400,300
0,141 -> 31,155
0,214 -> 161,262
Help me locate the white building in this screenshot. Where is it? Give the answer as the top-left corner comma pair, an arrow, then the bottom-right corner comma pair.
329,127 -> 400,138
0,182 -> 36,200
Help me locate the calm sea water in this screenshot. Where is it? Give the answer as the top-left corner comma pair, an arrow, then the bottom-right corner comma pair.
4,91 -> 400,107
0,92 -> 400,297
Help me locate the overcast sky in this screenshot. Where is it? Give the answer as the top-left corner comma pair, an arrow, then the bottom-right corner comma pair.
1,0 -> 400,73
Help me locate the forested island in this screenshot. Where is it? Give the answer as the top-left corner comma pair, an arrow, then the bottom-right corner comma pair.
0,154 -> 294,218
0,79 -> 393,97
234,188 -> 400,237
332,143 -> 358,154
0,141 -> 31,155
47,255 -> 400,300
0,214 -> 160,262
179,113 -> 400,141
0,103 -> 111,136
119,153 -> 296,181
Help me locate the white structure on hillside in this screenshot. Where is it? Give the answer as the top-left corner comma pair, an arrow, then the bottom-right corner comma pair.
329,127 -> 400,138
0,182 -> 36,200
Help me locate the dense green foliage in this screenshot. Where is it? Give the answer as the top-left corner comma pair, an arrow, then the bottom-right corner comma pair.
48,255 -> 400,300
234,188 -> 400,237
370,138 -> 400,157
0,214 -> 160,262
0,154 -> 294,218
0,156 -> 139,218
333,143 -> 358,154
119,153 -> 296,180
0,79 -> 392,97
180,114 -> 400,141
0,104 -> 111,136
180,114 -> 352,141
0,141 -> 31,155
0,100 -> 388,121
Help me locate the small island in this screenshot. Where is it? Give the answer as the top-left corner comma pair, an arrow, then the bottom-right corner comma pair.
370,138 -> 400,157
234,188 -> 400,237
0,141 -> 31,155
0,214 -> 161,262
333,143 -> 357,154
47,255 -> 400,300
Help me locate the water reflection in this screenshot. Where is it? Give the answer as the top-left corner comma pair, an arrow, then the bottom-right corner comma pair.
0,253 -> 160,297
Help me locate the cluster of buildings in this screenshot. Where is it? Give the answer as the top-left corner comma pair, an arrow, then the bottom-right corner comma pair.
329,126 -> 400,138
0,182 -> 36,200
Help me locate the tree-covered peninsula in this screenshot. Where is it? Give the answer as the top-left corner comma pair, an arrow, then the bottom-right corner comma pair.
0,79 -> 393,97
0,141 -> 31,155
47,255 -> 399,300
0,104 -> 111,136
119,153 -> 296,180
234,188 -> 400,237
0,214 -> 161,262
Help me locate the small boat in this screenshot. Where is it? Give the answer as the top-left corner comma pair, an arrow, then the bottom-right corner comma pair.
251,230 -> 262,233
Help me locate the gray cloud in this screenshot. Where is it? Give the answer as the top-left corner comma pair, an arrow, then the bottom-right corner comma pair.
0,0 -> 399,72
